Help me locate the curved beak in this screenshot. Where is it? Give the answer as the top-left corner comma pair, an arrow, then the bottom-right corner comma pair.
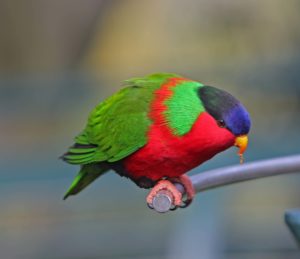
234,135 -> 248,164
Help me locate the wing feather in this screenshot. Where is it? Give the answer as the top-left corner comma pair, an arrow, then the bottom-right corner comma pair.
62,74 -> 177,164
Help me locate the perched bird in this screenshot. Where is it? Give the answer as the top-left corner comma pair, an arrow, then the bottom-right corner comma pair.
61,73 -> 251,208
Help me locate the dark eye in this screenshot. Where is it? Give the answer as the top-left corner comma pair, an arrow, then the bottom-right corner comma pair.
217,119 -> 226,128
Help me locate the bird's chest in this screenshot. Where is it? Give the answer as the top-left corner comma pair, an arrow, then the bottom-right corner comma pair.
123,113 -> 235,181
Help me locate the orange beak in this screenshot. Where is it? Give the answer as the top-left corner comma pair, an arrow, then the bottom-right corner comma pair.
234,135 -> 248,164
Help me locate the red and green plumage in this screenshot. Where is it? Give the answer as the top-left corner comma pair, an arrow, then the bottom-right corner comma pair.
62,73 -> 250,199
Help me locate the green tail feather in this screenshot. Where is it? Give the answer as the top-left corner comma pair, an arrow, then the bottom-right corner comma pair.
61,143 -> 99,165
63,163 -> 109,200
63,153 -> 96,164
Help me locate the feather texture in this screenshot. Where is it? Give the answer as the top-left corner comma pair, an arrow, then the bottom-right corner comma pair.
62,73 -> 251,198
62,73 -> 180,164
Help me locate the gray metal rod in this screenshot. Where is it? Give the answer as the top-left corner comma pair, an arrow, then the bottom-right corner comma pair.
150,154 -> 300,213
191,154 -> 300,192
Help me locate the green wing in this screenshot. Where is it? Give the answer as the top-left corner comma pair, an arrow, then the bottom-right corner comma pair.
62,73 -> 179,164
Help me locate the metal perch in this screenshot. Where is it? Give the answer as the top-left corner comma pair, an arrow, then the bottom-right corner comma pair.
150,154 -> 300,213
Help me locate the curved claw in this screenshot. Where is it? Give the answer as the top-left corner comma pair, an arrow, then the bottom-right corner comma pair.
179,197 -> 193,208
147,202 -> 154,210
169,204 -> 178,211
170,175 -> 195,209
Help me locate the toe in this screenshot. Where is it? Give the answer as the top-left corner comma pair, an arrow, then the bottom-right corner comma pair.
169,175 -> 195,208
146,179 -> 183,210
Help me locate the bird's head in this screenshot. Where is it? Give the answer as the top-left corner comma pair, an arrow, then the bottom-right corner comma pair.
198,85 -> 251,163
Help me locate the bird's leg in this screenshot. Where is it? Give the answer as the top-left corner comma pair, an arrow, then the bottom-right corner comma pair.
169,174 -> 195,208
146,179 -> 182,208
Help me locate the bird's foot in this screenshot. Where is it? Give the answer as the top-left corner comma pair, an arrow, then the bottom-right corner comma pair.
146,175 -> 195,211
146,179 -> 182,210
170,175 -> 195,208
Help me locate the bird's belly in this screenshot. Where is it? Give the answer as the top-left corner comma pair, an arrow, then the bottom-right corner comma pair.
123,114 -> 235,184
124,142 -> 214,183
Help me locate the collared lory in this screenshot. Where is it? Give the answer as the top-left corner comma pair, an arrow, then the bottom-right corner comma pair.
61,73 -> 251,208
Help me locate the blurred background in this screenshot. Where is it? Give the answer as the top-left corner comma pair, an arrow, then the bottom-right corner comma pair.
1,0 -> 300,258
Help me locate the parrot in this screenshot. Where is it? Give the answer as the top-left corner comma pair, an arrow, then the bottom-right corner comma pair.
61,73 -> 251,209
